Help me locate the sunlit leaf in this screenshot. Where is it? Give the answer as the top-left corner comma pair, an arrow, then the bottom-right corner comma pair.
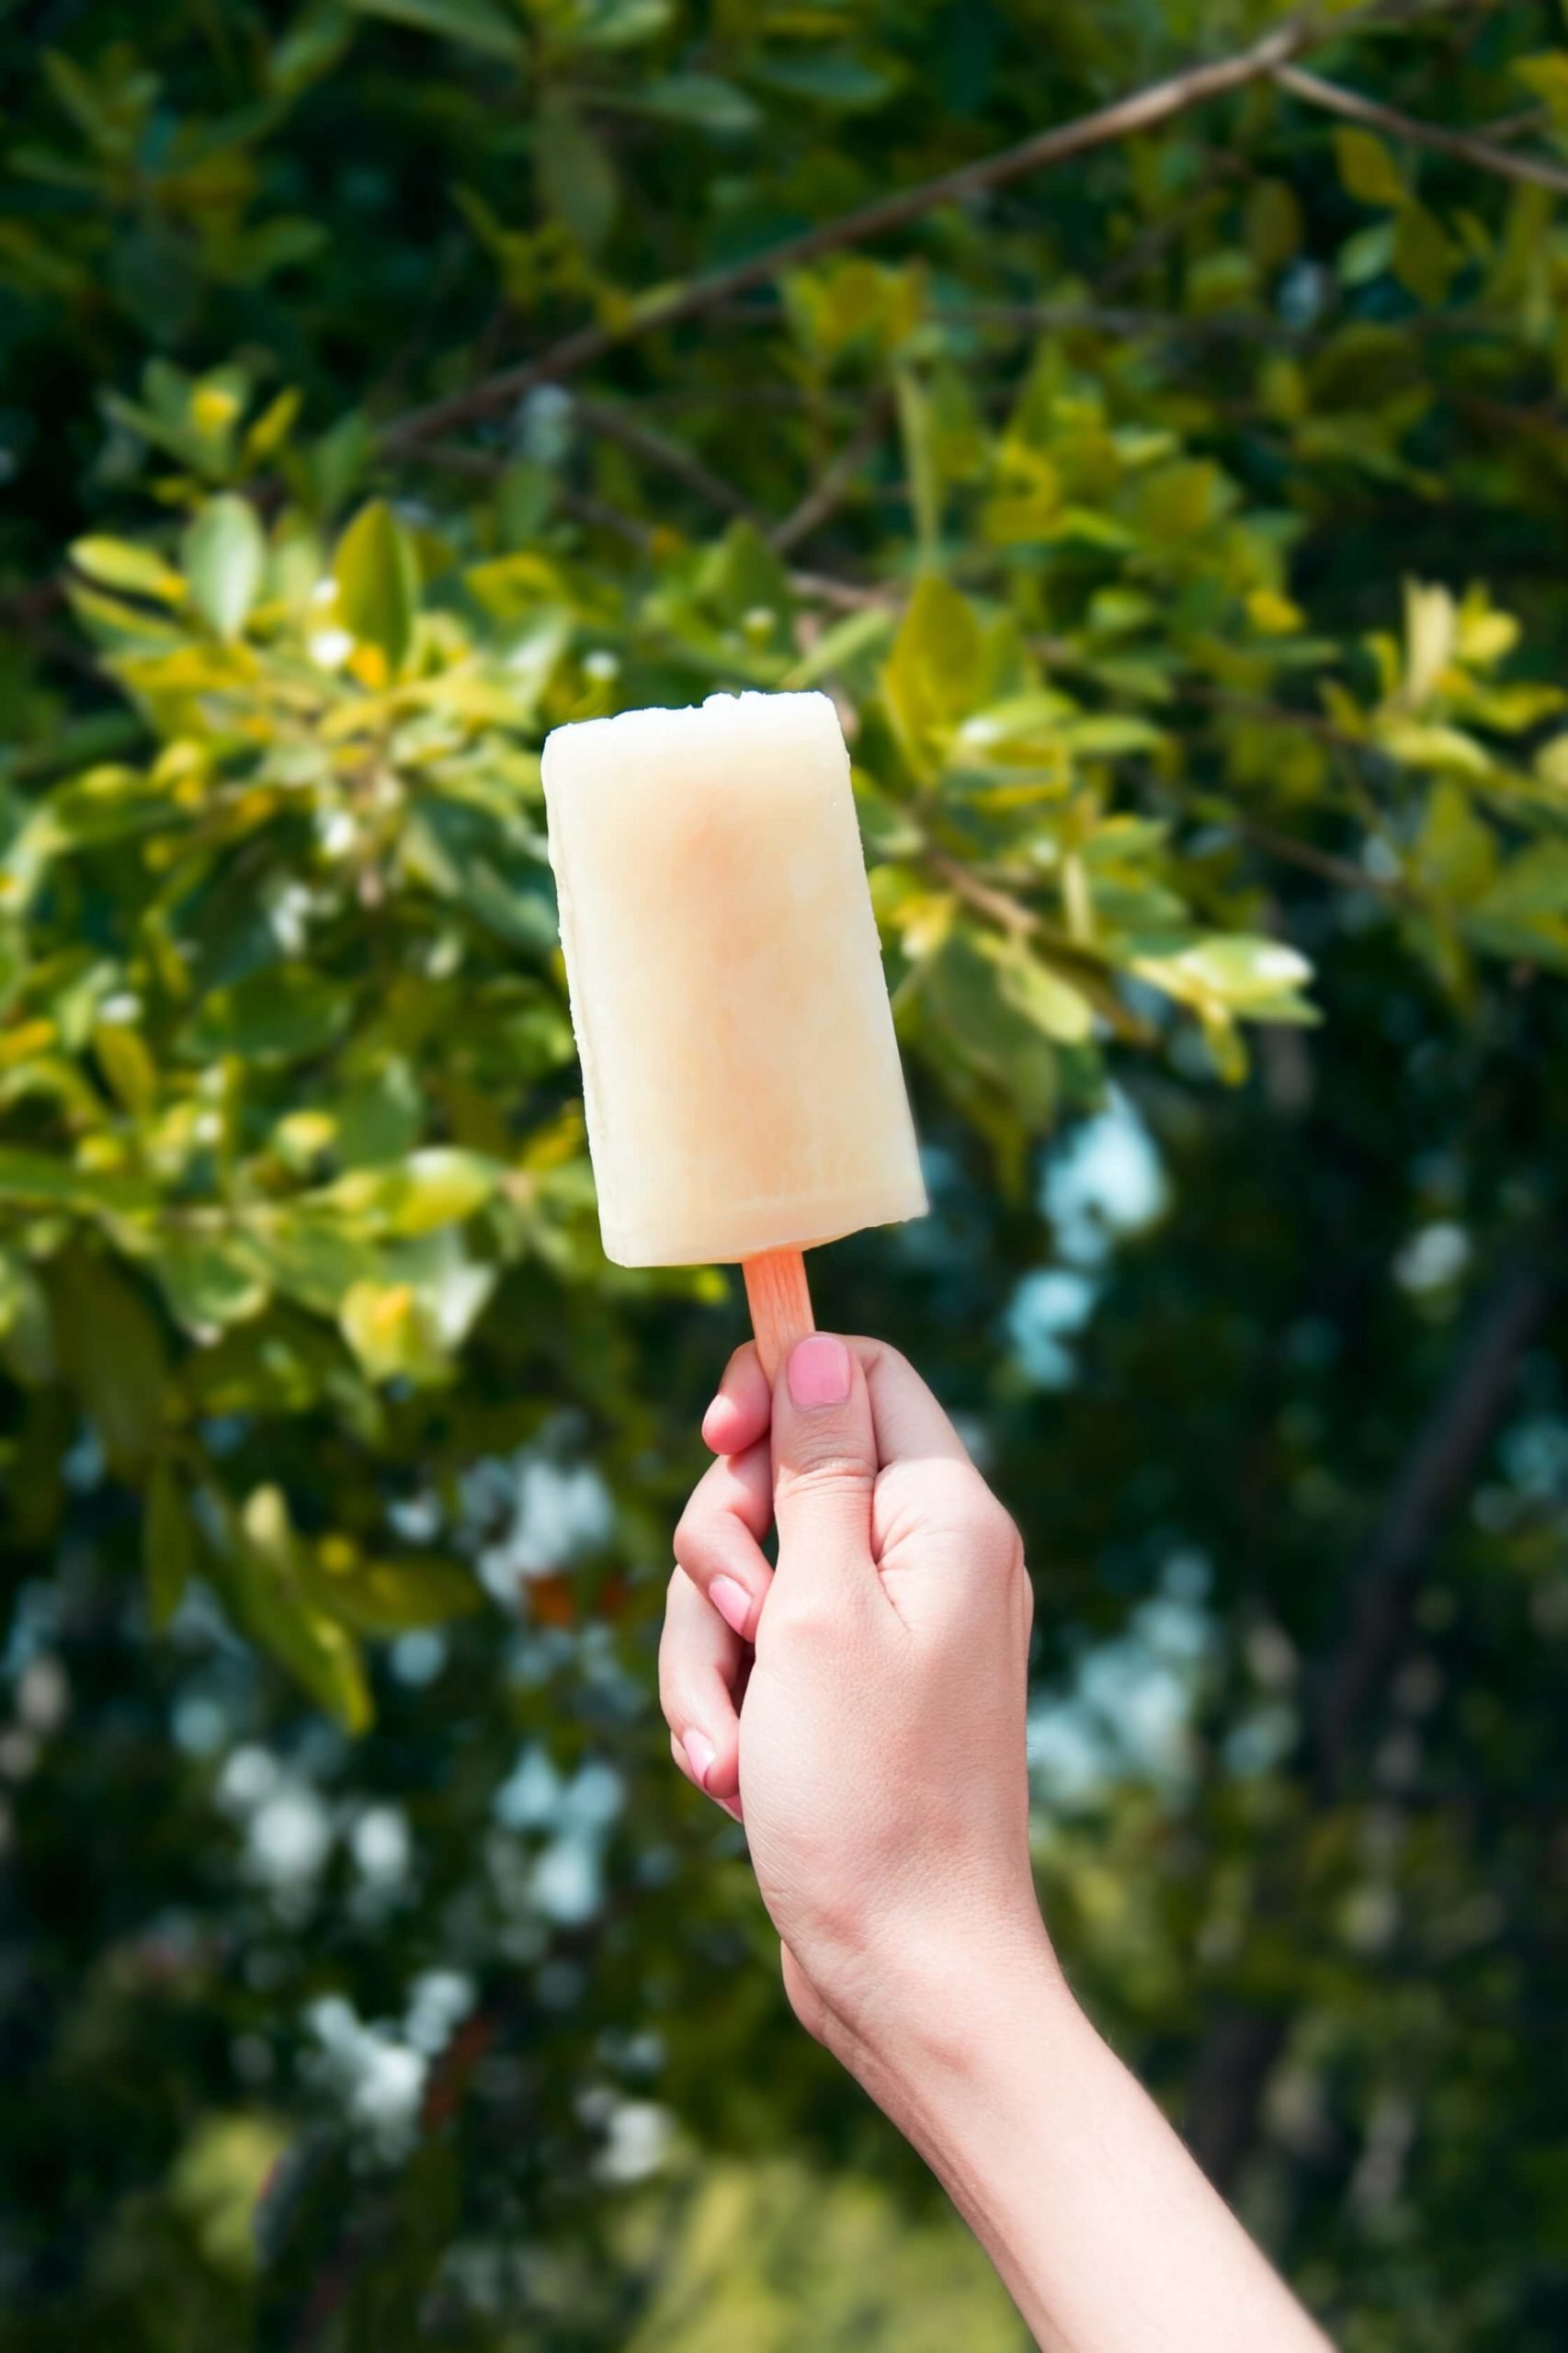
345,0 -> 524,62
333,499 -> 420,675
183,494 -> 266,640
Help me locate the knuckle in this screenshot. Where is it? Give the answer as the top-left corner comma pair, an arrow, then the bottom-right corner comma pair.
672,1502 -> 715,1582
774,1450 -> 874,1509
973,1488 -> 1024,1570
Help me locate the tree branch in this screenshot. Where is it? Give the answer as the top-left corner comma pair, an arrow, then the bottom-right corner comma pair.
771,395 -> 892,554
1310,1255 -> 1554,1786
569,393 -> 761,524
381,15 -> 1323,452
1276,63 -> 1568,197
1186,1252 -> 1555,2188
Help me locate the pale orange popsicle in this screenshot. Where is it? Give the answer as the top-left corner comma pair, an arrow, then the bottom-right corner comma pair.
541,691 -> 926,1295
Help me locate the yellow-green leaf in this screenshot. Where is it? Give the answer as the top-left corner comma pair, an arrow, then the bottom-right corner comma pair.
144,1459 -> 195,1632
1335,127 -> 1404,207
307,1543 -> 482,1634
1392,202 -> 1456,306
882,574 -> 985,771
183,494 -> 266,640
69,536 -> 184,602
94,1018 -> 158,1118
536,94 -> 618,255
1416,781 -> 1497,904
333,499 -> 420,674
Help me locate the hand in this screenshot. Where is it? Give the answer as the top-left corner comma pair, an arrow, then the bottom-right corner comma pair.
660,1333 -> 1335,2353
658,1330 -> 1053,2065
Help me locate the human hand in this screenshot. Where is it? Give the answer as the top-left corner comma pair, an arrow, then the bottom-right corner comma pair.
658,1330 -> 1053,2071
659,1332 -> 1335,2353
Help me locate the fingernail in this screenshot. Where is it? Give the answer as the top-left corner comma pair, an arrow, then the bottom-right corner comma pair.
710,1575 -> 752,1639
699,1396 -> 727,1450
788,1334 -> 851,1407
684,1730 -> 716,1790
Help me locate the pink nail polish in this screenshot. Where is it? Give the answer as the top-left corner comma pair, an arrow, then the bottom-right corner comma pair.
710,1575 -> 752,1639
684,1730 -> 716,1790
788,1334 -> 851,1407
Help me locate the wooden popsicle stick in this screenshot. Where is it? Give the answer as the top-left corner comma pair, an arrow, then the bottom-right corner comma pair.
742,1248 -> 816,1385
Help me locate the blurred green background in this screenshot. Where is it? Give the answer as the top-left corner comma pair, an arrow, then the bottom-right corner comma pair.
2,1 -> 1566,2345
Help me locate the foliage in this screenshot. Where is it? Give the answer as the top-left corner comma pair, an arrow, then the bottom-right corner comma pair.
1,2 -> 1566,2347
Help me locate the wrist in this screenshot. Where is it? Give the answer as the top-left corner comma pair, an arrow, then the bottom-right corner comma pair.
835,1904 -> 1077,2138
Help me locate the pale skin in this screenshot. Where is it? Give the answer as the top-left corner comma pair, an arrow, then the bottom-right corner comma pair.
659,1329 -> 1334,2353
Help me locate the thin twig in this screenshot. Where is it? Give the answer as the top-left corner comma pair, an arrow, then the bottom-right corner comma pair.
1230,813 -> 1403,900
570,393 -> 761,522
1276,63 -> 1568,196
421,403 -> 758,522
1312,1255 -> 1555,1787
381,15 -> 1325,451
784,567 -> 898,612
771,396 -> 892,554
415,440 -> 892,602
923,846 -> 1127,981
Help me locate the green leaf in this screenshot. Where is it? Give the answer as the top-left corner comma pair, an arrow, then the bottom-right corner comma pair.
345,0 -> 524,62
605,74 -> 759,134
1535,733 -> 1568,790
333,1059 -> 424,1167
182,494 -> 265,640
536,94 -> 618,255
339,1279 -> 445,1382
1392,202 -> 1456,306
784,605 -> 894,689
697,519 -> 794,626
895,367 -> 940,563
1137,935 -> 1316,1025
1062,714 -> 1166,758
1376,721 -> 1491,776
1476,840 -> 1568,920
992,944 -> 1096,1045
0,1148 -> 155,1218
750,51 -> 896,108
1417,781 -> 1496,904
93,1019 -> 158,1118
226,1485 -> 370,1732
881,574 -> 985,772
1335,126 -> 1404,207
855,779 -> 923,860
0,1251 -> 52,1384
333,500 -> 420,675
307,1545 -> 483,1634
571,0 -> 670,45
327,1149 -> 499,1236
48,1250 -> 166,1472
184,971 -> 351,1063
1514,51 -> 1568,126
144,1459 -> 195,1632
1246,177 -> 1303,273
153,1233 -> 270,1335
68,536 -> 184,602
923,927 -> 1059,1128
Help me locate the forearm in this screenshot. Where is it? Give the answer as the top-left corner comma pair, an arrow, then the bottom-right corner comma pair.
848,1935 -> 1333,2353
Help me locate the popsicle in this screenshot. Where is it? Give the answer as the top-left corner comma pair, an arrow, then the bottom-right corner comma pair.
541,690 -> 926,1376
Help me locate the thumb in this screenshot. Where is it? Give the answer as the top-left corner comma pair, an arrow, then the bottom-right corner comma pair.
769,1333 -> 879,1589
